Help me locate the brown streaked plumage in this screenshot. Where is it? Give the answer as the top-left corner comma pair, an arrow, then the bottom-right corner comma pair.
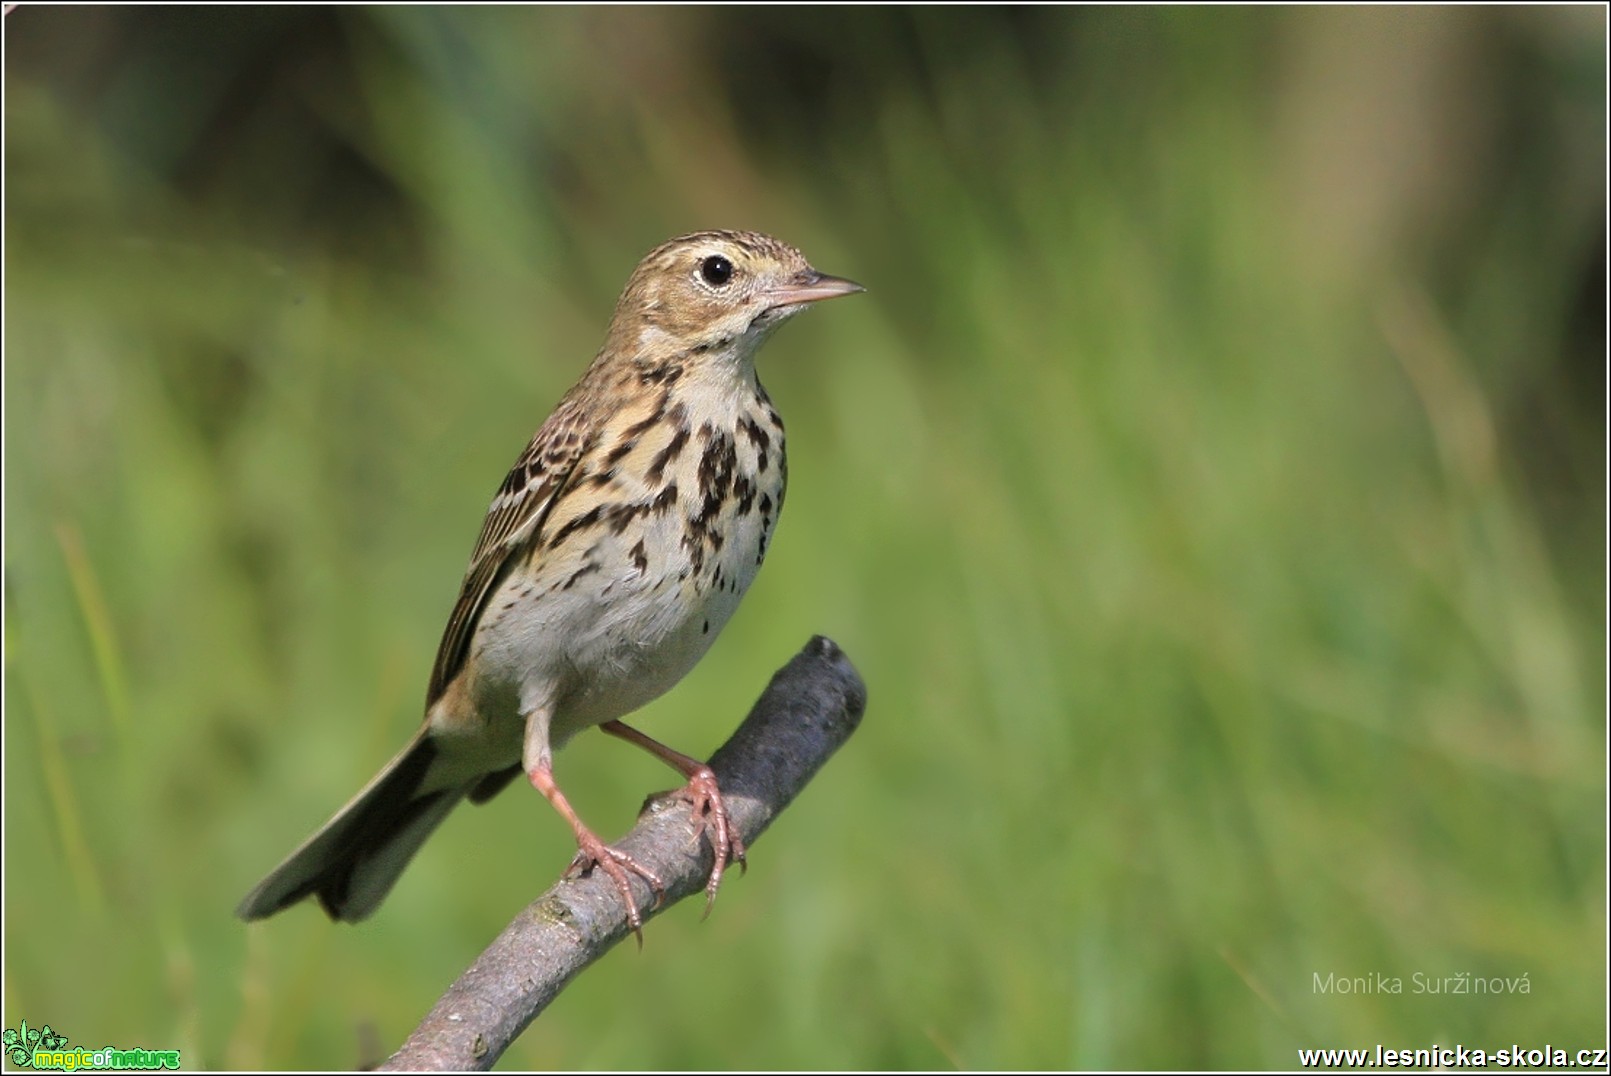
237,231 -> 862,940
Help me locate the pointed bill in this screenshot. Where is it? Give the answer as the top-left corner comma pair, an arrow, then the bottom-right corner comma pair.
764,271 -> 865,309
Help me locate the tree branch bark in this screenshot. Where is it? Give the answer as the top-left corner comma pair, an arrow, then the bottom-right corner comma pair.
379,635 -> 867,1071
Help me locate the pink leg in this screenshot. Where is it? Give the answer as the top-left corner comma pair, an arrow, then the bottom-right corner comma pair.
528,759 -> 665,946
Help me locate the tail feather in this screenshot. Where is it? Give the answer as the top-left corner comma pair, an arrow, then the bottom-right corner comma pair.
237,731 -> 468,923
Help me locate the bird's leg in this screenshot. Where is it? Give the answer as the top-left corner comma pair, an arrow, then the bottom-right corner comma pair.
524,712 -> 664,946
600,720 -> 746,918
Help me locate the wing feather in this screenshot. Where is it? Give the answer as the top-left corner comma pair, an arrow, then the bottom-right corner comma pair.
425,398 -> 594,704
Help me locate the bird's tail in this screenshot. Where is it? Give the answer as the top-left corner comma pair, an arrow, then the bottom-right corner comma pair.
236,730 -> 469,923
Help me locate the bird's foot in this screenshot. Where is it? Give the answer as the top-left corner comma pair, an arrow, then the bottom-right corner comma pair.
596,722 -> 748,920
566,829 -> 666,947
673,765 -> 747,918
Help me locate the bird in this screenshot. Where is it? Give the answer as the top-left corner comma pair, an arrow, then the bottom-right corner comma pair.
236,230 -> 862,939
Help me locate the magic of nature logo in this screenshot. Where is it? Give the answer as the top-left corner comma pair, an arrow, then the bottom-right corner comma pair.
3,1020 -> 181,1071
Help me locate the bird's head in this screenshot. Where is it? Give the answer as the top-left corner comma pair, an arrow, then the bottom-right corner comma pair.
603,230 -> 863,366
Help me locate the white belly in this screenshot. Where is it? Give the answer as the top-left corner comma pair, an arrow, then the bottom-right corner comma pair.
542,499 -> 771,741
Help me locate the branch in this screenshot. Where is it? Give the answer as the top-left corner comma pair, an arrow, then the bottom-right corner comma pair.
379,635 -> 868,1071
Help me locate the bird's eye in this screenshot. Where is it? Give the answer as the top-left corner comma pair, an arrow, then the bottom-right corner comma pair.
700,255 -> 734,287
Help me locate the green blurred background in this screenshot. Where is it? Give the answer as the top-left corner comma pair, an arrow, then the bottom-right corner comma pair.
4,6 -> 1605,1069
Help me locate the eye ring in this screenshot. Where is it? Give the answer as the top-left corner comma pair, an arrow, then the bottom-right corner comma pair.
699,254 -> 734,287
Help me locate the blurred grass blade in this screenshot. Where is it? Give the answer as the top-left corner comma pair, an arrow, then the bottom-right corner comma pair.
7,611 -> 109,921
54,522 -> 132,740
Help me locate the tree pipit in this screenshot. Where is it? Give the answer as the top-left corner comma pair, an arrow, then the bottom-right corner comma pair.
237,231 -> 862,940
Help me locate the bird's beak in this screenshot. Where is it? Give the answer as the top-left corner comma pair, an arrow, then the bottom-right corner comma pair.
764,270 -> 865,309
